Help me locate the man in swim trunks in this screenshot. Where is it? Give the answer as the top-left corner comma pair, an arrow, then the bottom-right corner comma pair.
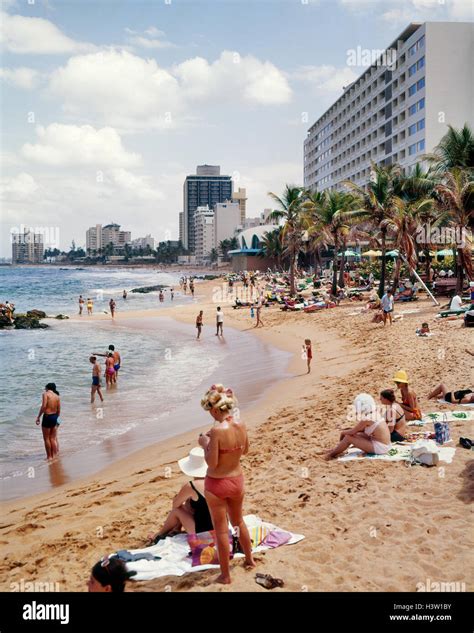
36,383 -> 61,460
90,356 -> 104,403
109,298 -> 116,318
381,289 -> 394,326
196,311 -> 203,339
216,306 -> 224,336
79,295 -> 85,315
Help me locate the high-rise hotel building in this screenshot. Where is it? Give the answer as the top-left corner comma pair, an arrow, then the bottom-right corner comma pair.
181,165 -> 232,252
304,22 -> 474,192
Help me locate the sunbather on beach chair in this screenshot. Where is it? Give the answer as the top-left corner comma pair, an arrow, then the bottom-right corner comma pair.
427,384 -> 474,405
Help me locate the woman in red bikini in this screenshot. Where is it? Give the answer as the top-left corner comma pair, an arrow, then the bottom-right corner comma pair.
198,384 -> 256,584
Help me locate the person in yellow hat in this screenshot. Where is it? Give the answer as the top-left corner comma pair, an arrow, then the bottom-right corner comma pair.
394,370 -> 422,421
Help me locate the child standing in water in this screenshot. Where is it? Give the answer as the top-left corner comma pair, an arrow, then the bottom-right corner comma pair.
303,339 -> 313,373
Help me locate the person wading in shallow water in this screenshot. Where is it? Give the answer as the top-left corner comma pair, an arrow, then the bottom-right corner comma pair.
36,383 -> 61,461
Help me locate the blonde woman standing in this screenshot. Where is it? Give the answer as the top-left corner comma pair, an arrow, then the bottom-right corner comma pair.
199,384 -> 255,584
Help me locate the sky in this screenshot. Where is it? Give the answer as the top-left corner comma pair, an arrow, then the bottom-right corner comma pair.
0,0 -> 472,256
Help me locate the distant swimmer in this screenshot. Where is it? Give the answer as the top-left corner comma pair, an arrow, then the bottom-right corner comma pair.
79,295 -> 85,315
123,290 -> 127,300
36,383 -> 61,460
90,356 -> 104,403
87,298 -> 93,315
109,298 -> 116,319
159,290 -> 164,303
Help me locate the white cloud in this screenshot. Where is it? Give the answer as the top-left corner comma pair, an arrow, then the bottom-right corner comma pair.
0,66 -> 41,89
0,10 -> 97,54
0,172 -> 39,200
110,168 -> 164,200
48,49 -> 292,131
340,0 -> 473,20
294,65 -> 359,100
125,26 -> 175,49
21,123 -> 142,168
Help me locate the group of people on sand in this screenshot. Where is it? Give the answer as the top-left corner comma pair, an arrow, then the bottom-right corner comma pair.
325,369 -> 421,459
88,384 -> 255,590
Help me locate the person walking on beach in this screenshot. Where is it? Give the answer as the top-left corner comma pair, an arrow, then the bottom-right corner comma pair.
183,278 -> 187,294
79,295 -> 85,315
254,298 -> 264,328
199,384 -> 256,584
36,383 -> 61,461
123,290 -> 127,300
190,280 -> 195,297
109,298 -> 116,319
90,356 -> 104,403
303,339 -> 313,373
87,298 -> 93,315
216,306 -> 224,336
170,288 -> 174,301
381,289 -> 394,326
196,310 -> 203,339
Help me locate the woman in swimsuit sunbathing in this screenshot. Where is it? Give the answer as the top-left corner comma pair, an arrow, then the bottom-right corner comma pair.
198,384 -> 255,584
380,389 -> 407,441
147,447 -> 213,545
325,393 -> 391,459
427,384 -> 474,404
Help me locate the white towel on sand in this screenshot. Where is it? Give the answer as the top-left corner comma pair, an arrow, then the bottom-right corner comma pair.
338,443 -> 456,464
118,515 -> 304,582
437,399 -> 474,409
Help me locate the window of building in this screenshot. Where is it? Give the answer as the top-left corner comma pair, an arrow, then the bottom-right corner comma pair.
417,77 -> 425,90
409,62 -> 416,77
408,83 -> 417,96
409,143 -> 417,155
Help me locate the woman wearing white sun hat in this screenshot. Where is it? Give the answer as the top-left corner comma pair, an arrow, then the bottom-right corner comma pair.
147,447 -> 213,545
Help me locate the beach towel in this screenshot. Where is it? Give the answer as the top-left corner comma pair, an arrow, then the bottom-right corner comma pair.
437,399 -> 474,409
337,442 -> 456,464
410,410 -> 474,426
117,515 -> 304,582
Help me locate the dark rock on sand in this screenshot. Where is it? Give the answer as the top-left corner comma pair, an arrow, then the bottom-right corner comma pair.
131,285 -> 165,294
54,314 -> 69,319
0,314 -> 13,328
14,314 -> 49,329
26,310 -> 47,319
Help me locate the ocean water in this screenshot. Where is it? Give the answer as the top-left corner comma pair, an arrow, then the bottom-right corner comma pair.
0,267 -> 290,500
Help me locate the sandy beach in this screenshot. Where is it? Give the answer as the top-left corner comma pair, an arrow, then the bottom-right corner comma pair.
1,278 -> 472,593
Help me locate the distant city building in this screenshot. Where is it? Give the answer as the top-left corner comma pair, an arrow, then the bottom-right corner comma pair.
231,187 -> 247,224
304,22 -> 474,192
194,205 -> 215,263
11,230 -> 44,264
237,210 -> 278,232
86,223 -> 132,254
182,165 -> 232,252
179,212 -> 185,245
131,235 -> 155,250
214,201 -> 241,248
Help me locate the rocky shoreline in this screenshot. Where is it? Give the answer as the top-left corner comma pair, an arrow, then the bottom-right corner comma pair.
0,310 -> 69,329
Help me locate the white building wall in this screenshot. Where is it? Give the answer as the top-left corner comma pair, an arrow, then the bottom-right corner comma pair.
214,201 -> 241,246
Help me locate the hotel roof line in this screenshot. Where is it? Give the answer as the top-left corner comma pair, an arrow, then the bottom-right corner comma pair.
306,22 -> 424,135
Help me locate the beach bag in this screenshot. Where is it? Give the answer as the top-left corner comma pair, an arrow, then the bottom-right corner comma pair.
434,417 -> 450,445
187,530 -> 233,567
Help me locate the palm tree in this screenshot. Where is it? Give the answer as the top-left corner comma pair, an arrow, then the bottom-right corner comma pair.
426,124 -> 474,174
434,168 -> 474,291
260,227 -> 283,269
306,190 -> 355,296
302,189 -> 325,275
345,163 -> 400,297
210,248 -> 218,263
268,185 -> 305,294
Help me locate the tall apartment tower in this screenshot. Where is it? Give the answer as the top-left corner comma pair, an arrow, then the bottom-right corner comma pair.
304,22 -> 474,192
194,205 -> 215,263
12,230 -> 44,263
182,165 -> 232,252
231,187 -> 247,224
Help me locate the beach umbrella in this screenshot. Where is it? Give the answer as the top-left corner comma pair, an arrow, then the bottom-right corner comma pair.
386,249 -> 399,257
361,250 -> 382,257
436,248 -> 454,257
340,249 -> 359,257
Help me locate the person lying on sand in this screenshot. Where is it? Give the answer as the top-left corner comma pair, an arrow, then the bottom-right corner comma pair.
325,393 -> 391,459
428,384 -> 474,405
380,389 -> 407,442
394,370 -> 422,421
416,322 -> 430,336
87,556 -> 136,592
147,447 -> 213,545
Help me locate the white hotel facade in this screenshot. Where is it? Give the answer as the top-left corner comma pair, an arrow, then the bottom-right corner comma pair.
304,22 -> 474,192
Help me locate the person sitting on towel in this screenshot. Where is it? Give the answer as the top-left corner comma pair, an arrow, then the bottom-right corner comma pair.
147,447 -> 213,545
427,384 -> 474,405
325,393 -> 391,459
380,389 -> 407,442
87,556 -> 136,592
393,370 -> 422,421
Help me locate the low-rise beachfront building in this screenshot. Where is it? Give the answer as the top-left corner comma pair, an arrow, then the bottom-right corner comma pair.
11,230 -> 44,264
304,21 -> 474,192
131,235 -> 155,251
86,223 -> 132,255
228,224 -> 278,272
